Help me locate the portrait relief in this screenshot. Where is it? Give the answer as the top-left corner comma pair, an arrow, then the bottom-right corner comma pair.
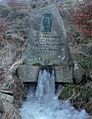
41,14 -> 52,32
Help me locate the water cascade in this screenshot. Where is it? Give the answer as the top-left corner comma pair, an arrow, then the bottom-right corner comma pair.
20,68 -> 88,119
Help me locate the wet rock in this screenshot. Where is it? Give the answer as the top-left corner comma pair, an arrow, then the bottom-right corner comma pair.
58,84 -> 80,100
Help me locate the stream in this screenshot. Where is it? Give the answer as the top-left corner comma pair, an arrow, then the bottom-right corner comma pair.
20,69 -> 88,119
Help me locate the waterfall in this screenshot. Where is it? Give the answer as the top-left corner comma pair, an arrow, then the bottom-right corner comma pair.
35,69 -> 55,100
20,68 -> 88,119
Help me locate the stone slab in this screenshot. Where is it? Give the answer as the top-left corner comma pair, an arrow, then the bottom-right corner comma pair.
18,65 -> 39,82
26,5 -> 70,65
18,65 -> 73,83
55,66 -> 73,83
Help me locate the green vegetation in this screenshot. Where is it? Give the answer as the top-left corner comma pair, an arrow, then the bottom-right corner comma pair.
59,84 -> 80,100
78,56 -> 92,70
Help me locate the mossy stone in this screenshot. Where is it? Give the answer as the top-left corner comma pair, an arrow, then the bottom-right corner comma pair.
59,84 -> 80,100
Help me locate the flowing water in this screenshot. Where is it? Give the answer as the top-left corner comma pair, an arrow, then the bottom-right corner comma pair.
20,69 -> 88,119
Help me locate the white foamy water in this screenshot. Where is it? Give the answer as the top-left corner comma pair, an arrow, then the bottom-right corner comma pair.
20,69 -> 88,119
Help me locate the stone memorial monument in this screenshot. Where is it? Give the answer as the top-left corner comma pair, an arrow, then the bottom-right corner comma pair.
18,5 -> 73,83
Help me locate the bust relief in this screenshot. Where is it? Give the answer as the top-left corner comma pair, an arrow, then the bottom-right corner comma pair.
41,14 -> 52,32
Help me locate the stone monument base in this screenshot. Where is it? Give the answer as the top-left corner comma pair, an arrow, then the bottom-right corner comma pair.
18,65 -> 73,83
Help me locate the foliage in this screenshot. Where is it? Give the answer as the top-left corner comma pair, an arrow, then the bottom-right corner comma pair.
6,0 -> 26,11
71,1 -> 92,38
79,57 -> 92,70
0,18 -> 8,40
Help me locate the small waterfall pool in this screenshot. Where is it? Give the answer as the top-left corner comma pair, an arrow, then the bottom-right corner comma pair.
20,69 -> 88,119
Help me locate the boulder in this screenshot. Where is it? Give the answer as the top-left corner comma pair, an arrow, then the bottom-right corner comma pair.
73,62 -> 84,83
0,92 -> 14,112
58,84 -> 80,100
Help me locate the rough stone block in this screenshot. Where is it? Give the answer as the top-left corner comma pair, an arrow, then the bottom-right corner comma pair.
55,65 -> 73,83
18,65 -> 39,82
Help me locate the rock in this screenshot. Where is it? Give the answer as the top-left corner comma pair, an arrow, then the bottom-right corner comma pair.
0,90 -> 13,95
26,4 -> 71,66
58,84 -> 80,100
0,42 -> 17,69
0,99 -> 5,113
6,33 -> 25,47
84,102 -> 92,114
86,82 -> 92,89
0,74 -> 14,90
18,64 -> 73,83
1,107 -> 21,119
55,65 -> 73,83
73,62 -> 85,83
89,116 -> 92,119
18,65 -> 39,82
20,4 -> 73,83
89,71 -> 92,79
0,91 -> 21,118
1,105 -> 21,119
0,92 -> 14,112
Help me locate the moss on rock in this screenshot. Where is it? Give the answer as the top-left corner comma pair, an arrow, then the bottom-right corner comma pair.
59,84 -> 80,100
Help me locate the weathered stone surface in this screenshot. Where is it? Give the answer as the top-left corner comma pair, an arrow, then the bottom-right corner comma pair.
73,62 -> 84,83
0,74 -> 14,90
0,99 -> 5,113
17,5 -> 73,83
0,42 -> 16,69
0,93 -> 14,112
55,65 -> 73,83
26,5 -> 70,65
1,107 -> 21,119
18,65 -> 73,83
89,71 -> 92,79
18,65 -> 39,82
